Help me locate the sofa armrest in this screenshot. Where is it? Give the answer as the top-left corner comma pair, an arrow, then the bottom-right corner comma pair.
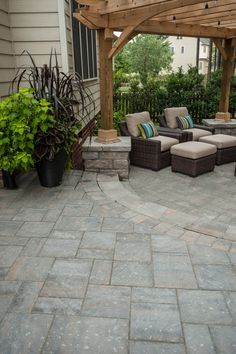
130,137 -> 162,170
194,124 -> 215,134
158,127 -> 189,142
131,136 -> 161,153
157,115 -> 168,127
118,122 -> 130,136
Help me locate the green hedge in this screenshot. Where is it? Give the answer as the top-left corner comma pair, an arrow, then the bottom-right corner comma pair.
114,68 -> 236,124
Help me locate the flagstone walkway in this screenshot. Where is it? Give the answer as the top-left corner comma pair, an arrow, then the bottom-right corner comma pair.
0,166 -> 236,354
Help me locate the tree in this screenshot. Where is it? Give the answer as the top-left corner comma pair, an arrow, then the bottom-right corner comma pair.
125,34 -> 173,85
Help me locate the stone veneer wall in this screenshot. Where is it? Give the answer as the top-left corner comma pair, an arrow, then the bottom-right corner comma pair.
213,127 -> 236,136
82,137 -> 131,180
202,119 -> 236,136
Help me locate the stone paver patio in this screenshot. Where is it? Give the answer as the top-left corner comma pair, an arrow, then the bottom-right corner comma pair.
0,164 -> 236,354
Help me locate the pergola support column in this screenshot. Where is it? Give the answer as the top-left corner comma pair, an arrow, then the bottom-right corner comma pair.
216,38 -> 234,122
96,29 -> 119,144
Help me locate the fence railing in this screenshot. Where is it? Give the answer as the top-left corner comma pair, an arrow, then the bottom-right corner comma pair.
114,92 -> 236,123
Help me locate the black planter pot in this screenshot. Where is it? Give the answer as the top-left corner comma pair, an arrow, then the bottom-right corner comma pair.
36,149 -> 67,188
2,170 -> 18,189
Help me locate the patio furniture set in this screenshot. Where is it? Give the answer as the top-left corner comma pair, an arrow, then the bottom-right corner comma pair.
119,107 -> 236,177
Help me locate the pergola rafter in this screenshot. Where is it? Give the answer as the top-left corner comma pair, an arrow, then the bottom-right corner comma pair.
154,1 -> 236,22
74,0 -> 236,143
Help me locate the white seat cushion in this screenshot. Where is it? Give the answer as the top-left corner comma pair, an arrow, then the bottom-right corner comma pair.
199,134 -> 236,149
183,128 -> 212,141
149,136 -> 179,152
164,107 -> 188,129
171,141 -> 217,159
126,111 -> 150,137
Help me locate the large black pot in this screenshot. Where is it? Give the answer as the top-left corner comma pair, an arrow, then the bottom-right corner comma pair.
2,170 -> 18,189
36,149 -> 67,188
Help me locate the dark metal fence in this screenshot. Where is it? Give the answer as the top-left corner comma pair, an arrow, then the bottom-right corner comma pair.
114,92 -> 236,123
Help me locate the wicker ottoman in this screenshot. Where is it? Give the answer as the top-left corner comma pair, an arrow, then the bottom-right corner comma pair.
199,134 -> 236,165
171,141 -> 217,177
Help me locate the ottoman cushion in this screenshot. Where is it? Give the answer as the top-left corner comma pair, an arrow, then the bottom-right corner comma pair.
199,134 -> 236,149
171,141 -> 217,159
149,136 -> 179,152
183,128 -> 212,141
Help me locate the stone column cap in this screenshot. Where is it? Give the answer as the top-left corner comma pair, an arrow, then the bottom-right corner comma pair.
83,137 -> 131,152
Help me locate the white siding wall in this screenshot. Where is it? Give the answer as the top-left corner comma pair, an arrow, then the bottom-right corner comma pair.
0,0 -> 15,98
9,0 -> 62,69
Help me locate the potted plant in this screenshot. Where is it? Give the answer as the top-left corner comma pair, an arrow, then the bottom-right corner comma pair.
12,50 -> 95,187
0,88 -> 54,189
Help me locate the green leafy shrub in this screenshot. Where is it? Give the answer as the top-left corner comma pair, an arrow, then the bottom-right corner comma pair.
0,87 -> 54,173
114,67 -> 234,123
113,111 -> 125,133
93,111 -> 125,136
205,70 -> 221,118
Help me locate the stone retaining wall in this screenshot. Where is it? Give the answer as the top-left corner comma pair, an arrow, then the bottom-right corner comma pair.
82,137 -> 131,179
203,119 -> 236,136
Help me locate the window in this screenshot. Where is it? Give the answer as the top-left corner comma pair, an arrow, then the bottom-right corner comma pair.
181,46 -> 185,54
71,0 -> 98,79
199,61 -> 202,70
171,46 -> 175,54
203,45 -> 206,53
177,36 -> 183,40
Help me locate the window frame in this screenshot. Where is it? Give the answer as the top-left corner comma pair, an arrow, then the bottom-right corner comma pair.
71,0 -> 98,81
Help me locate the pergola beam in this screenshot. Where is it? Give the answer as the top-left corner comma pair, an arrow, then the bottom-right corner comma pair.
108,27 -> 137,59
73,12 -> 99,29
213,39 -> 227,61
155,1 -> 236,22
173,11 -> 236,25
74,0 -> 236,136
219,38 -> 235,114
137,20 -> 233,39
108,0 -> 212,28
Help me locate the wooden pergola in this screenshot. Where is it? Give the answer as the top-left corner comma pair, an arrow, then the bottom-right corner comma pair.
74,0 -> 236,143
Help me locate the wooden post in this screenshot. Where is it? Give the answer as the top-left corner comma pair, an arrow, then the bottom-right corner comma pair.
216,39 -> 234,121
96,29 -> 119,144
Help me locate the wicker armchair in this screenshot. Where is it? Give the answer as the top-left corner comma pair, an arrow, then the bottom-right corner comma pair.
118,122 -> 187,171
157,107 -> 215,141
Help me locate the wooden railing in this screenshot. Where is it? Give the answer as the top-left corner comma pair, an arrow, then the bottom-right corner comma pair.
72,117 -> 96,169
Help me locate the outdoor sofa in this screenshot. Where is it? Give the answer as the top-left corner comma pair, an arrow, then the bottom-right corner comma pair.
157,107 -> 215,141
118,111 -> 188,171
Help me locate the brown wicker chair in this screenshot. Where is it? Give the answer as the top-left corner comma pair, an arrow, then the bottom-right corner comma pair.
158,107 -> 215,141
118,122 -> 188,171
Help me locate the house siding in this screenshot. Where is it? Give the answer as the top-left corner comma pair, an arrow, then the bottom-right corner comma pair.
0,0 -> 15,98
0,0 -> 100,115
9,0 -> 62,71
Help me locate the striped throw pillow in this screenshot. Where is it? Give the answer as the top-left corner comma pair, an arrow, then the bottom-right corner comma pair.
176,114 -> 194,129
138,121 -> 158,139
